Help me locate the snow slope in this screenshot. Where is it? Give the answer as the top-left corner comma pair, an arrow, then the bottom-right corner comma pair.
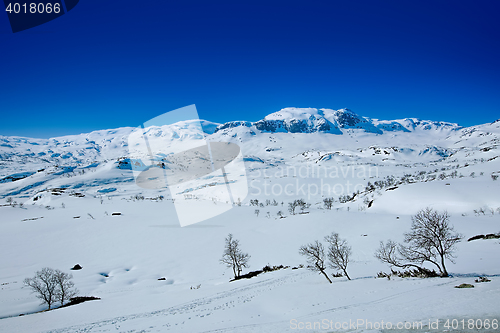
0,198 -> 499,333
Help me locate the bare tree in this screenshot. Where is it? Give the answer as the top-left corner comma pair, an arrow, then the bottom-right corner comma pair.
375,208 -> 462,277
299,240 -> 332,283
24,268 -> 79,310
325,232 -> 351,280
288,199 -> 310,215
220,234 -> 250,278
54,270 -> 78,306
404,208 -> 462,276
288,201 -> 298,215
24,268 -> 58,310
323,197 -> 334,210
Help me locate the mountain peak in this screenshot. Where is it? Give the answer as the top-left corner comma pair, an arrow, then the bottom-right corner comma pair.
264,107 -> 324,121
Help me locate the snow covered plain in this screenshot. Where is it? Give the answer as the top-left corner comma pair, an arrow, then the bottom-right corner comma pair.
0,108 -> 499,332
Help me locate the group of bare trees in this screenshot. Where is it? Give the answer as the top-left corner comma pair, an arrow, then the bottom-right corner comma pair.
24,267 -> 78,310
221,208 -> 461,282
298,208 -> 461,281
299,232 -> 352,283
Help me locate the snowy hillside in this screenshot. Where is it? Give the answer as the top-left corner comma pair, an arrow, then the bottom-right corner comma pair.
1,108 -> 499,332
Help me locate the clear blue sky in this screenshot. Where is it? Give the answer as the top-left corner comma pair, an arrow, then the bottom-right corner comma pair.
1,0 -> 499,138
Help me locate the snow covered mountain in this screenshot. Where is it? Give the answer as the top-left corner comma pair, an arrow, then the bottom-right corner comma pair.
214,107 -> 462,135
0,107 -> 498,201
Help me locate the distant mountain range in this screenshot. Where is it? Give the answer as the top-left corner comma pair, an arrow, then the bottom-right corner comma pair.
0,107 -> 498,199
214,108 -> 462,135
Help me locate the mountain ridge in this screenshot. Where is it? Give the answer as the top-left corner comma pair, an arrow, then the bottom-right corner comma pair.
214,107 -> 463,135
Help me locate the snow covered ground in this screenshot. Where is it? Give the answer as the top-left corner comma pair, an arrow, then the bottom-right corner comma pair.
0,197 -> 499,332
1,108 -> 499,332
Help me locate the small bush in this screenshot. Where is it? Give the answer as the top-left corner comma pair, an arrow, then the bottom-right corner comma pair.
61,296 -> 100,307
262,264 -> 288,272
455,283 -> 474,288
378,268 -> 438,279
468,234 -> 485,241
377,271 -> 391,279
475,276 -> 491,283
484,233 -> 500,239
231,270 -> 263,281
397,268 -> 439,278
